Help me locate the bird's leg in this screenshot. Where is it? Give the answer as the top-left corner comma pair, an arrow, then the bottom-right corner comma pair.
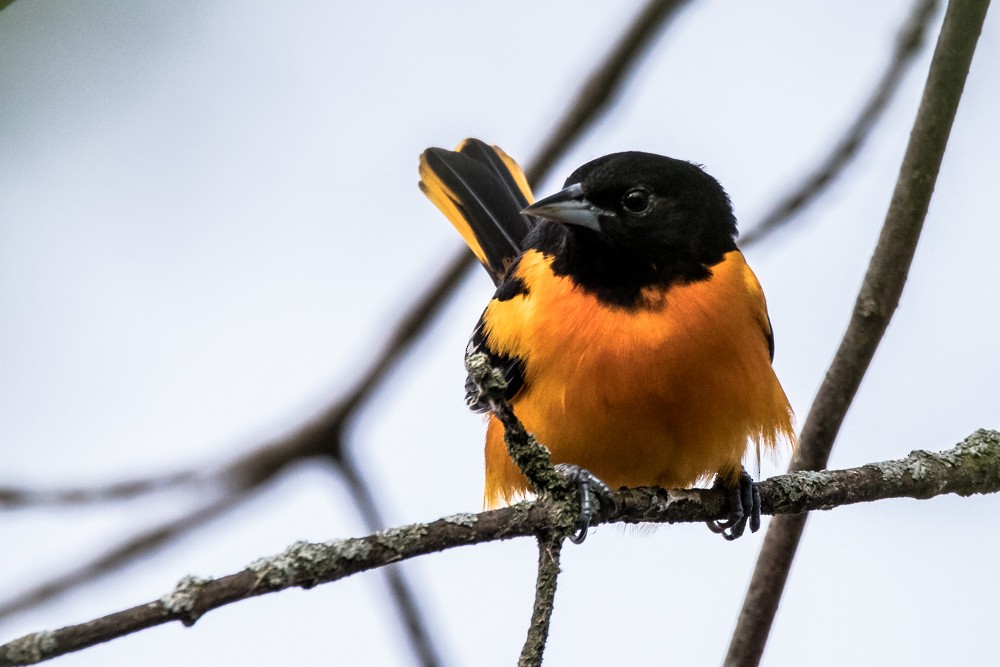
706,468 -> 761,541
553,463 -> 615,544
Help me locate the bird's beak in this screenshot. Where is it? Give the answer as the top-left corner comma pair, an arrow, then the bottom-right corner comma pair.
521,183 -> 606,233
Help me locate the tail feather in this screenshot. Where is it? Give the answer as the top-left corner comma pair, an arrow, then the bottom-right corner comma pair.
419,139 -> 535,284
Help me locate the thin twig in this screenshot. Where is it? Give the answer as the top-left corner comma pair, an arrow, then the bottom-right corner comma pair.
0,492 -> 246,622
518,536 -> 564,667
526,0 -> 692,184
741,0 -> 941,247
338,460 -> 441,667
725,2 -> 992,664
465,354 -> 570,500
1,429 -> 997,667
0,471 -> 203,510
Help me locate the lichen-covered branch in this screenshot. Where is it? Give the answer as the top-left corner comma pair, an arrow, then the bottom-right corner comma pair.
2,430 -> 997,667
518,536 -> 564,667
465,354 -> 572,500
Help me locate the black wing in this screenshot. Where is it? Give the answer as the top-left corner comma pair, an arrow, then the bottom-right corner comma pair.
464,314 -> 526,413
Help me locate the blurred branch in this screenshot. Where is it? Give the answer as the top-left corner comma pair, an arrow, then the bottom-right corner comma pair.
0,471 -> 203,510
740,0 -> 940,247
526,0 -> 692,184
2,0 -> 695,659
519,537 -> 564,667
0,492 -> 245,622
337,462 -> 440,667
2,429 -> 997,666
726,1 -> 992,664
1,0 -> 690,511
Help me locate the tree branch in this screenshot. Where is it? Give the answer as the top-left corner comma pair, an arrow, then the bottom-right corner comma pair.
0,471 -> 204,510
741,0 -> 941,247
0,493 -> 246,622
518,536 -> 564,667
465,354 -> 572,502
726,1 -> 992,664
525,0 -> 692,184
1,430 -> 996,666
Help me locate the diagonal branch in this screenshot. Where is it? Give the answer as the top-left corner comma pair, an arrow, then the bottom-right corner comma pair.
525,0 -> 693,184
741,0 -> 940,247
1,429 -> 997,667
725,1 -> 992,664
0,492 -> 246,622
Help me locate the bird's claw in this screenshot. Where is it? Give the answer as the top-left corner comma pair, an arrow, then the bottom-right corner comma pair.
554,463 -> 615,544
706,469 -> 761,541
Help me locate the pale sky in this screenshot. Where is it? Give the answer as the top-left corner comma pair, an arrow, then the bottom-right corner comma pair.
1,2 -> 998,665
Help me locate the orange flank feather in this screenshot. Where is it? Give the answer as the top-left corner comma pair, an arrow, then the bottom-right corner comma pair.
481,249 -> 794,507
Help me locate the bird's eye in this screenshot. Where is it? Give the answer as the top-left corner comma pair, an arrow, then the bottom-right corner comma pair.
621,188 -> 652,214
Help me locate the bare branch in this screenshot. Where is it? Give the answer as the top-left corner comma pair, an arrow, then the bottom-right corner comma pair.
740,0 -> 941,247
0,493 -> 245,623
525,0 -> 692,184
1,430 -> 997,667
0,471 -> 203,510
519,537 -> 564,667
726,1 -> 992,664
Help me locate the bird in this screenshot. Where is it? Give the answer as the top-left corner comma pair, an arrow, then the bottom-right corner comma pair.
419,139 -> 794,539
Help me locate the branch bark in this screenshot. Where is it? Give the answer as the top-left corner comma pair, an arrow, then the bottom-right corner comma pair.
2,429 -> 997,667
726,1 -> 992,664
518,536 -> 564,667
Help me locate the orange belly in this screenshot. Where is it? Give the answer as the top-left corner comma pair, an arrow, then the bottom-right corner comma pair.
481,249 -> 794,507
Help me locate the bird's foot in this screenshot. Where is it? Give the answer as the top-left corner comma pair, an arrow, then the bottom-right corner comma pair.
554,463 -> 615,544
706,469 -> 760,541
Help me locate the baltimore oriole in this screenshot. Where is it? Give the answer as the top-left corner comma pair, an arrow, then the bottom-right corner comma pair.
419,139 -> 794,539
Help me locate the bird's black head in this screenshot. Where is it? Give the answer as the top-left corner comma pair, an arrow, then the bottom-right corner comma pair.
522,151 -> 738,307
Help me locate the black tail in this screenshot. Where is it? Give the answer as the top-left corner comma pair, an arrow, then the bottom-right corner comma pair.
419,139 -> 535,284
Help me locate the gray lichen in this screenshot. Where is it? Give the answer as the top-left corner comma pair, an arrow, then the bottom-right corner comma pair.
375,524 -> 429,552
774,470 -> 830,504
248,538 -> 374,589
443,513 -> 478,527
160,574 -> 210,619
465,352 -> 509,394
324,537 -> 373,561
2,631 -> 56,664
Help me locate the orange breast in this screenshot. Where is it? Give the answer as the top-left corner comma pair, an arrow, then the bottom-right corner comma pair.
481,249 -> 794,507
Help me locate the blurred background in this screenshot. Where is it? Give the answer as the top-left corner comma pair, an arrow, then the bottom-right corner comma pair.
1,1 -> 997,665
